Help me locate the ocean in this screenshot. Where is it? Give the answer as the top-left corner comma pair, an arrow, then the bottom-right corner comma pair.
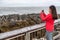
0,7 -> 60,16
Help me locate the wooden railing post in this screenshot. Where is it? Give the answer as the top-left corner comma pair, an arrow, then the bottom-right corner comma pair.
25,32 -> 30,40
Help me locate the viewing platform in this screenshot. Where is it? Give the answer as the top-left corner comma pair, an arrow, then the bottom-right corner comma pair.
0,19 -> 60,40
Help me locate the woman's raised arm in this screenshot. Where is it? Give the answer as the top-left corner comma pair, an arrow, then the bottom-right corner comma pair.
40,12 -> 50,21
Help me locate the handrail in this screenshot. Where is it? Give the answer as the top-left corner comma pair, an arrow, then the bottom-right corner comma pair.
0,19 -> 60,39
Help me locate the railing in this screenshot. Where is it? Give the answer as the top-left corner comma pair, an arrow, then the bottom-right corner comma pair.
0,19 -> 60,40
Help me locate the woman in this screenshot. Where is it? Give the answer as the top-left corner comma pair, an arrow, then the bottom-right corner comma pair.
40,5 -> 58,40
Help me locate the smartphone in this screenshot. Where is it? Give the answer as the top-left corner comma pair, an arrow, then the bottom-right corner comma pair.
42,10 -> 44,12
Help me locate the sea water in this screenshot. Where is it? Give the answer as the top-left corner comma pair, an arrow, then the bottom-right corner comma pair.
0,7 -> 60,16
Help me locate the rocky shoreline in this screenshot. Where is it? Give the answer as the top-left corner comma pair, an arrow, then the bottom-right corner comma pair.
0,13 -> 60,33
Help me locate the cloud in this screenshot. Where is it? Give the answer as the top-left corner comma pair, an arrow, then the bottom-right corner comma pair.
0,0 -> 60,7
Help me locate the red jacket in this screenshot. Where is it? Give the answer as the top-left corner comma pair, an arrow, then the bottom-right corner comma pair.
40,12 -> 54,32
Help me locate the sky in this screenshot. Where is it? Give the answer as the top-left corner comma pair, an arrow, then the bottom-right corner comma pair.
0,0 -> 60,7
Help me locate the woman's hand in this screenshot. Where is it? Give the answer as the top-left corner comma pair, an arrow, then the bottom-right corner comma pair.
40,10 -> 46,17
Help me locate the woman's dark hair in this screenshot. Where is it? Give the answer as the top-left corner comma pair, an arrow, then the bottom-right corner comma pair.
49,5 -> 58,20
